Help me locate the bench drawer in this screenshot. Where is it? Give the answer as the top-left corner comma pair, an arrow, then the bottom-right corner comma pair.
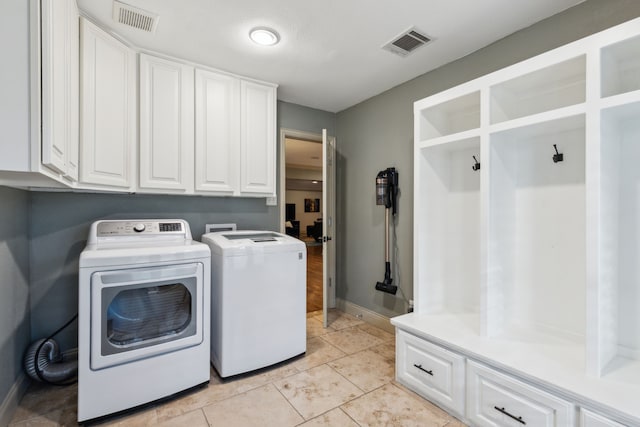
580,408 -> 627,427
396,329 -> 465,416
467,360 -> 574,427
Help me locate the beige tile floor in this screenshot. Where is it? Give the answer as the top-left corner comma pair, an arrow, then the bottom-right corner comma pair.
9,310 -> 467,427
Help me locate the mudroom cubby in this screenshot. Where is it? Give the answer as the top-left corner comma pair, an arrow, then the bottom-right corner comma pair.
593,101 -> 640,381
487,114 -> 586,343
393,17 -> 640,426
414,136 -> 481,327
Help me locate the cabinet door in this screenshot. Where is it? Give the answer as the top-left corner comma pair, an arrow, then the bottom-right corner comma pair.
194,69 -> 239,194
139,54 -> 194,192
239,80 -> 276,195
40,0 -> 79,180
80,18 -> 135,189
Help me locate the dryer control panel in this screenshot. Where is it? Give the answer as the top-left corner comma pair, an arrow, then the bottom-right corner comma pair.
96,221 -> 185,237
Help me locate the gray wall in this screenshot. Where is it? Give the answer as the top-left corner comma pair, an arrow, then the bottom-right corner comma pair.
335,0 -> 640,318
0,187 -> 30,408
29,102 -> 335,350
278,101 -> 336,137
29,192 -> 278,349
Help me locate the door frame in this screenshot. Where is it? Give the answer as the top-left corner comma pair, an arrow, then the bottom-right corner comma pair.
278,128 -> 336,312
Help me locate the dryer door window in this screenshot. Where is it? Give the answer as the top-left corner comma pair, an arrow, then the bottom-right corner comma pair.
105,282 -> 193,349
90,262 -> 204,370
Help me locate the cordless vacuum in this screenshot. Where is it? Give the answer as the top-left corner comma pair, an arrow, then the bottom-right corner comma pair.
375,167 -> 398,294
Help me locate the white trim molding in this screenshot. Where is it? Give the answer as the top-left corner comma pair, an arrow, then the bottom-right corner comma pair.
0,373 -> 29,426
336,298 -> 395,334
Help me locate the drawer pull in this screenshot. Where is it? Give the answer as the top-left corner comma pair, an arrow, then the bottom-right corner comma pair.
494,406 -> 526,425
413,363 -> 433,376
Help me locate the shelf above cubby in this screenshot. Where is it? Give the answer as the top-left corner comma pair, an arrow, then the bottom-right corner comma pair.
488,103 -> 586,136
417,91 -> 480,140
490,55 -> 585,124
599,88 -> 640,110
415,128 -> 481,150
601,34 -> 640,98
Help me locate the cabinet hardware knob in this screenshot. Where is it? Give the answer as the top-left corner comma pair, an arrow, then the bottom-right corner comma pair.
494,406 -> 526,425
413,363 -> 433,376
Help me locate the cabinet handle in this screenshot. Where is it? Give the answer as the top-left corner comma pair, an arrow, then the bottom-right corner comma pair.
413,364 -> 433,376
494,406 -> 526,425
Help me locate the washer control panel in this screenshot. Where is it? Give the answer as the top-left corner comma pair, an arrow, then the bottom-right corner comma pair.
96,221 -> 184,237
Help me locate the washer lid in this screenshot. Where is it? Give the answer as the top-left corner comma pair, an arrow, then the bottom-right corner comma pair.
202,230 -> 305,256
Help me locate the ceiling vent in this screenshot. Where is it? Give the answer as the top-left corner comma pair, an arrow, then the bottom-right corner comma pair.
112,1 -> 159,33
383,27 -> 432,57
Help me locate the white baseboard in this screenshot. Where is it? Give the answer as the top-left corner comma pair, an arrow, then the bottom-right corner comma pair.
336,298 -> 395,334
0,373 -> 29,427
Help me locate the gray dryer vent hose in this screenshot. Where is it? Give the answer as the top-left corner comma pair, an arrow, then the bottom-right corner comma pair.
24,338 -> 78,384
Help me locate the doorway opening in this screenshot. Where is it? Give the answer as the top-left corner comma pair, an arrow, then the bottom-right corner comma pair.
280,131 -> 324,313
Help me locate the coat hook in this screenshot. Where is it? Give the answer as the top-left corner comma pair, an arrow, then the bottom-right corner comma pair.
553,144 -> 564,163
472,156 -> 480,171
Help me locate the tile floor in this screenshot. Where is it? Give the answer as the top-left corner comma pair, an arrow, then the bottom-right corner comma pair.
9,310 -> 467,427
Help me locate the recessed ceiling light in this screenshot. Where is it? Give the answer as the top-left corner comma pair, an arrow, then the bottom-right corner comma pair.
249,27 -> 280,46
312,181 -> 318,184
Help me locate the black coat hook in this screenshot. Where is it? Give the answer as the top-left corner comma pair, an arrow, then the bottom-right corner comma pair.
472,156 -> 480,171
553,144 -> 564,163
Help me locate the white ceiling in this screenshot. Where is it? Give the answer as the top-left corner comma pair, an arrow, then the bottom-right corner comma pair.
285,138 -> 322,169
78,0 -> 585,113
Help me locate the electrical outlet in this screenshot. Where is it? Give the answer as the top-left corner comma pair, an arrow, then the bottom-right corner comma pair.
265,196 -> 277,206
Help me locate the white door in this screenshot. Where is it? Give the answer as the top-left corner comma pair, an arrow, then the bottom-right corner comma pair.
322,129 -> 336,328
139,54 -> 194,192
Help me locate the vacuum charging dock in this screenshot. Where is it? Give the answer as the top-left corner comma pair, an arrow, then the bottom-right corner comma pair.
375,167 -> 399,295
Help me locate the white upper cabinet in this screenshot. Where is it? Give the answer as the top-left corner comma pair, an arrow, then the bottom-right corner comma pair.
139,54 -> 194,192
195,70 -> 276,196
240,80 -> 276,195
40,0 -> 79,181
195,69 -> 239,194
2,6 -> 277,196
80,18 -> 136,190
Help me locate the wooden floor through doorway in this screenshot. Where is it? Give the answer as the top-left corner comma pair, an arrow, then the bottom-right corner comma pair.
306,244 -> 323,312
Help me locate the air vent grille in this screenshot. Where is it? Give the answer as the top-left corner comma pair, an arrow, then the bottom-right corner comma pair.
383,27 -> 432,57
112,1 -> 158,33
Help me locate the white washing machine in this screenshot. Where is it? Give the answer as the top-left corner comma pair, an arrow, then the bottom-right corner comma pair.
201,231 -> 306,377
78,219 -> 210,422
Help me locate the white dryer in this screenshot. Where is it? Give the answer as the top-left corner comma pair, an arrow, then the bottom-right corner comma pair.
202,231 -> 306,377
78,219 -> 210,422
